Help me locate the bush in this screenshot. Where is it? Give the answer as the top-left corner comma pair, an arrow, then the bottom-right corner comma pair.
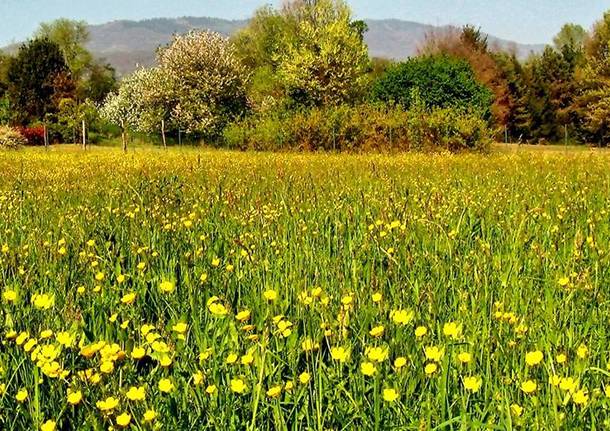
0,126 -> 26,149
223,104 -> 492,152
371,55 -> 493,118
224,104 -> 411,151
17,125 -> 46,145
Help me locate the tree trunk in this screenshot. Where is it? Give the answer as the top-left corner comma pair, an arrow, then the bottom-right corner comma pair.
121,120 -> 127,152
82,120 -> 86,150
43,124 -> 48,149
161,119 -> 167,149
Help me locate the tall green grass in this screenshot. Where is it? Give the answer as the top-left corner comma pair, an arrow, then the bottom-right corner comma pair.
0,147 -> 609,430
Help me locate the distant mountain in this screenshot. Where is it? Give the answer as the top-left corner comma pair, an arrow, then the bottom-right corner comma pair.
5,17 -> 546,76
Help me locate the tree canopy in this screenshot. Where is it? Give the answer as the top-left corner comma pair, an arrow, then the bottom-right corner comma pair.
372,55 -> 493,116
232,0 -> 370,110
7,38 -> 72,125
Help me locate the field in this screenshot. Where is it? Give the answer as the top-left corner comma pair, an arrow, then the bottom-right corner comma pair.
1,146 -> 610,430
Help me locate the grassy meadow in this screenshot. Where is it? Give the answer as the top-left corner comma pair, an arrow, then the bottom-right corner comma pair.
1,146 -> 610,430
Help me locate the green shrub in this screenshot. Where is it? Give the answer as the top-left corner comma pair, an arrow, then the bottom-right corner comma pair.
223,104 -> 492,152
0,125 -> 26,149
371,55 -> 493,118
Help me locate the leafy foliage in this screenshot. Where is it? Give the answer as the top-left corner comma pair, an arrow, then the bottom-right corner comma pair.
418,27 -> 512,126
0,125 -> 26,148
233,0 -> 370,109
7,38 -> 72,125
16,126 -> 45,146
372,55 -> 493,116
224,102 -> 492,152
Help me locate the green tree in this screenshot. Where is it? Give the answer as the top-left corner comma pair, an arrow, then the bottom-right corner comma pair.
35,19 -> 116,103
35,19 -> 92,80
79,62 -> 117,103
232,0 -> 370,109
575,11 -> 610,145
276,0 -> 370,106
492,52 -> 530,140
460,25 -> 488,52
554,24 -> 587,53
7,38 -> 72,125
372,55 -> 493,116
518,46 -> 579,142
0,51 -> 10,97
417,27 -> 510,126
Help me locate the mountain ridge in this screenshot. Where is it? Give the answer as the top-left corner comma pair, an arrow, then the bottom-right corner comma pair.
5,16 -> 547,76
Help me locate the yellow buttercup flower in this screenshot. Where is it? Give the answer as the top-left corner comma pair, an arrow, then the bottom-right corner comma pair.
424,363 -> 438,375
457,352 -> 472,364
40,420 -> 56,431
67,389 -> 83,405
425,346 -> 443,362
572,389 -> 589,405
360,361 -> 377,376
369,325 -> 384,337
172,322 -> 188,334
121,292 -> 136,305
525,350 -> 544,366
394,357 -> 407,369
263,290 -> 278,301
230,378 -> 247,394
208,301 -> 229,316
330,346 -> 350,363
2,289 -> 17,302
366,346 -> 388,362
143,409 -> 157,422
96,396 -> 119,411
131,346 -> 146,360
158,378 -> 175,393
463,376 -> 482,392
116,412 -> 132,427
559,377 -> 577,392
442,321 -> 462,339
382,388 -> 399,402
236,309 -> 251,322
32,293 -> 54,310
521,380 -> 537,394
159,280 -> 175,293
126,385 -> 146,401
391,309 -> 414,325
193,371 -> 204,386
510,404 -> 523,417
100,361 -> 114,374
16,388 -> 28,402
266,385 -> 282,398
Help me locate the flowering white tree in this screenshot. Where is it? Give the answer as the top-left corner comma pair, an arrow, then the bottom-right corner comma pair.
101,30 -> 249,145
157,30 -> 249,136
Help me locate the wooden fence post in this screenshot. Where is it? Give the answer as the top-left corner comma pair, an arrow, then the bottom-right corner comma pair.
82,120 -> 86,150
43,124 -> 48,149
121,120 -> 127,152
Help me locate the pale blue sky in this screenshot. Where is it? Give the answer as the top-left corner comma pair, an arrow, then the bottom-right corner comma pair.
1,0 -> 608,46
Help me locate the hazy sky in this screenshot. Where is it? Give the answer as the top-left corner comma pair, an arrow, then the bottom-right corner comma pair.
1,0 -> 608,46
